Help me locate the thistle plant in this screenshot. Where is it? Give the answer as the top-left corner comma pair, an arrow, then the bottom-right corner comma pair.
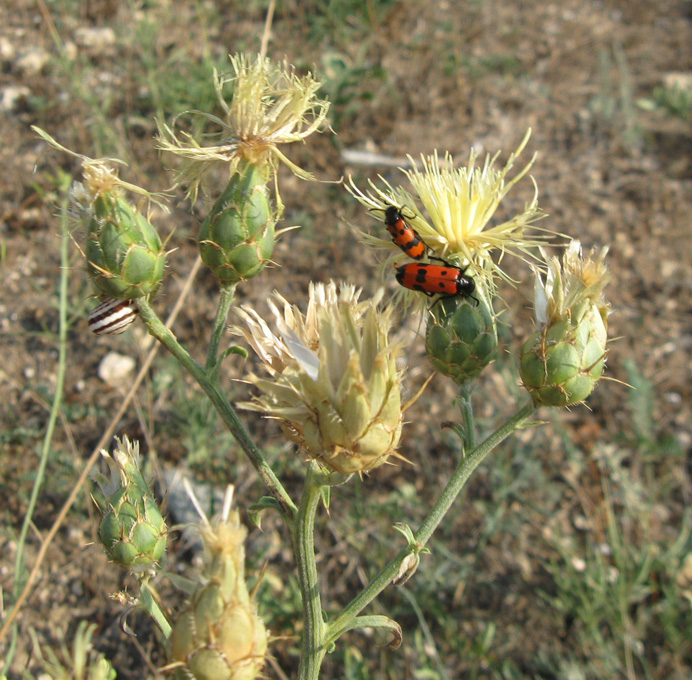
347,130 -> 549,391
26,51 -> 613,680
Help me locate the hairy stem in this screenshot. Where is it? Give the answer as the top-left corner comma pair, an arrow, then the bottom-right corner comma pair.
457,383 -> 476,452
295,463 -> 328,680
206,282 -> 236,374
136,297 -> 297,520
326,401 -> 537,646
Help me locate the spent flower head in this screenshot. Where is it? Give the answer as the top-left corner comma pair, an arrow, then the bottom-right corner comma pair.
33,127 -> 165,213
234,282 -> 406,475
91,435 -> 144,498
33,127 -> 168,300
520,240 -> 611,407
532,239 -> 610,329
157,53 -> 330,203
166,486 -> 268,680
347,129 -> 551,293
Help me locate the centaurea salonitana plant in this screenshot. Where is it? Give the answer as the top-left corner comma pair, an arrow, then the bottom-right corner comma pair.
234,282 -> 417,676
26,47 -> 617,680
27,53 -> 332,679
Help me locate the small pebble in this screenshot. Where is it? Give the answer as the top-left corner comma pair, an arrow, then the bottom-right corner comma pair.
98,352 -> 136,385
0,85 -> 30,113
16,48 -> 51,76
74,26 -> 116,55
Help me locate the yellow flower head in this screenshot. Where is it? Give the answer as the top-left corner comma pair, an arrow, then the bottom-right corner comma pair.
234,282 -> 405,475
157,54 -> 330,203
347,129 -> 552,293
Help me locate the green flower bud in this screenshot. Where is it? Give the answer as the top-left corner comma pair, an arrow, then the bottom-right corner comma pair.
425,294 -> 497,385
520,241 -> 610,407
199,163 -> 275,283
92,437 -> 167,572
85,192 -> 166,299
167,503 -> 267,680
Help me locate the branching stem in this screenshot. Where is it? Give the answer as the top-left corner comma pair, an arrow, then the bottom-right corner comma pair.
136,297 -> 297,520
325,401 -> 537,648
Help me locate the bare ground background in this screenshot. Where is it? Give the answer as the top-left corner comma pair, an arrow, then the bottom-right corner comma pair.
1,1 -> 691,678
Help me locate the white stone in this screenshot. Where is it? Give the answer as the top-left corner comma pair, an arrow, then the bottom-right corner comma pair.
0,85 -> 30,113
98,351 -> 136,385
0,37 -> 15,63
74,26 -> 116,55
16,48 -> 51,76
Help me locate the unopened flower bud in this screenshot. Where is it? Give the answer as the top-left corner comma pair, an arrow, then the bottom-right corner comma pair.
425,292 -> 497,385
91,437 -> 166,572
198,163 -> 275,283
520,241 -> 610,407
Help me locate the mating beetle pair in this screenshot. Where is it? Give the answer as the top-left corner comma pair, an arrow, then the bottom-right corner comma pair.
376,205 -> 477,302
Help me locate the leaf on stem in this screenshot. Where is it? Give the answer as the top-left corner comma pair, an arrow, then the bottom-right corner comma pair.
247,496 -> 283,529
336,615 -> 403,650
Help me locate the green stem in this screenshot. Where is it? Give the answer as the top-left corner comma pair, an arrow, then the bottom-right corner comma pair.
457,383 -> 476,452
13,196 -> 69,586
3,179 -> 72,677
206,283 -> 236,374
295,463 -> 328,680
135,297 -> 297,520
326,401 -> 537,646
416,400 -> 536,544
